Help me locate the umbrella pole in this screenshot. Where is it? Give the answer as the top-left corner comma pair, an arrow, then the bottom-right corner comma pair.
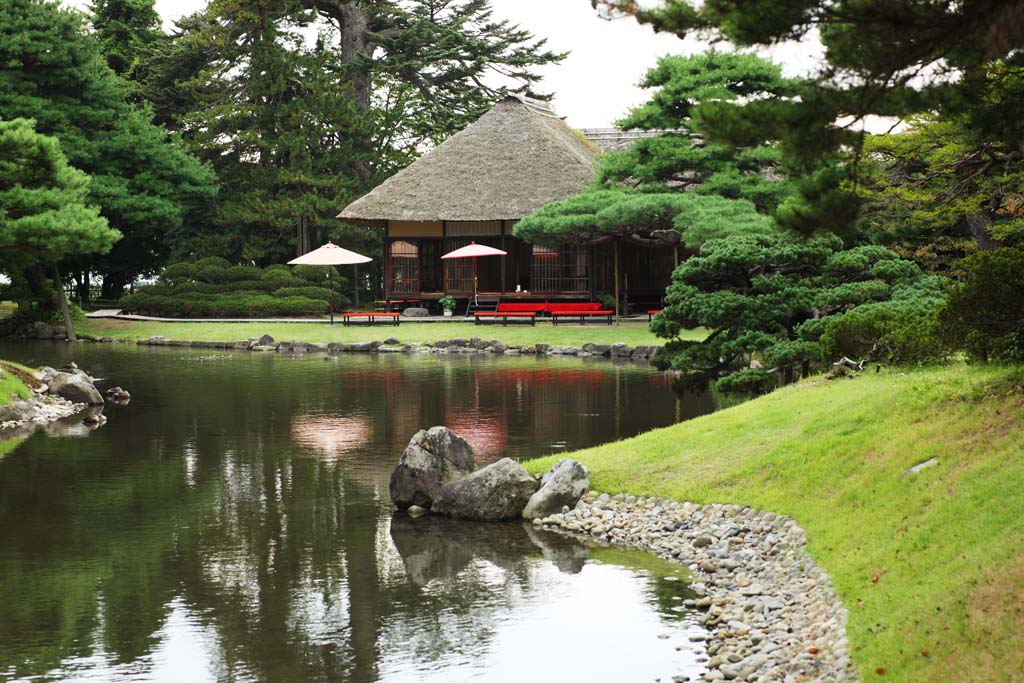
328,269 -> 334,326
353,263 -> 360,309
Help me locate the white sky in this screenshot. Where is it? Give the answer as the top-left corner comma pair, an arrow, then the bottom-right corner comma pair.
65,0 -> 827,128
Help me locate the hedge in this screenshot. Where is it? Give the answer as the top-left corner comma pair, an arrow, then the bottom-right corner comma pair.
119,260 -> 351,318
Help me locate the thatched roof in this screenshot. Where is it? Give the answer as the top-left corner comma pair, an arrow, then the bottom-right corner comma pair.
337,96 -> 596,225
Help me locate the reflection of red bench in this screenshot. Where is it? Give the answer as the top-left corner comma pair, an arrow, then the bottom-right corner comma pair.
551,309 -> 614,325
648,309 -> 663,322
342,312 -> 400,326
474,311 -> 536,326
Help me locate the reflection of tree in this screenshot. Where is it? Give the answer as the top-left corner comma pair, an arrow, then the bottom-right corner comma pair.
0,345 -> 708,681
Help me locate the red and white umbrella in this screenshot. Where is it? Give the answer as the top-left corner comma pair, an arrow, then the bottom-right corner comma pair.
441,241 -> 507,305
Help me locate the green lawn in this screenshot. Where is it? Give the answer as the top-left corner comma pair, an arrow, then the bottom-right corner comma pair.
526,364 -> 1024,683
79,318 -> 698,347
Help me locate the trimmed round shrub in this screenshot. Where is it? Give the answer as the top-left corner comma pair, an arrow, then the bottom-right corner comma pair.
194,256 -> 232,270
226,265 -> 261,281
274,286 -> 350,309
160,262 -> 194,282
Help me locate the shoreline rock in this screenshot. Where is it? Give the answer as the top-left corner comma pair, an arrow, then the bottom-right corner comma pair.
125,334 -> 661,362
534,492 -> 857,683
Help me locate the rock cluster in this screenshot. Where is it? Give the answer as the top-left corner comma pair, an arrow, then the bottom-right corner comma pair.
389,427 -> 590,523
135,335 -> 661,361
534,493 -> 857,683
0,366 -> 119,431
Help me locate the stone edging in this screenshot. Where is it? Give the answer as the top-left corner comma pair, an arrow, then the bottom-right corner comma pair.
534,492 -> 858,683
103,335 -> 661,361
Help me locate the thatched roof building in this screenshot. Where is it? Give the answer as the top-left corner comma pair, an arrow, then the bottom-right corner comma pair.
336,96 -> 676,310
338,96 -> 596,226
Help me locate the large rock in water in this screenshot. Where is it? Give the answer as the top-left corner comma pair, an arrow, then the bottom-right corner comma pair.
433,458 -> 540,522
522,458 -> 590,520
47,371 -> 103,405
390,427 -> 475,509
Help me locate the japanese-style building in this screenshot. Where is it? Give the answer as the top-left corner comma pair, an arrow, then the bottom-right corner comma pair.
337,96 -> 678,309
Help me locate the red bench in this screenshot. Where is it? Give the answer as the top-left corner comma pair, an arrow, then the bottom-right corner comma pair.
342,312 -> 400,326
648,309 -> 663,322
550,309 -> 614,325
474,311 -> 537,326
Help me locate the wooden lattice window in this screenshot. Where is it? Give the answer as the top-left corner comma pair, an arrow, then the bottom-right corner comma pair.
389,241 -> 420,294
531,245 -> 589,293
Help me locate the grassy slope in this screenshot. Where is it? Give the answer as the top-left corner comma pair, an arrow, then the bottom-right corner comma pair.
526,364 -> 1024,683
0,361 -> 36,407
78,318 -> 696,347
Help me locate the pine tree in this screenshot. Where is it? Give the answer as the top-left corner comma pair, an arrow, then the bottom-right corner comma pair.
0,0 -> 217,299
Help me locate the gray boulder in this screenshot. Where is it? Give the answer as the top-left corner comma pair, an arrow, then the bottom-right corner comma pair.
390,427 -> 475,509
47,371 -> 104,405
433,458 -> 540,522
610,342 -> 633,357
522,459 -> 590,520
582,343 -> 611,356
403,307 -> 429,317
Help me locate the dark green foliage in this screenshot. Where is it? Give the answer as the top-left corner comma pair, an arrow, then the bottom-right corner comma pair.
603,0 -> 1024,238
91,0 -> 161,76
0,118 -> 120,311
599,53 -> 793,213
651,233 -> 939,391
515,188 -> 773,249
821,276 -> 951,364
0,0 -> 216,298
120,260 -> 349,317
939,248 -> 1024,361
119,291 -> 328,318
515,53 -> 789,249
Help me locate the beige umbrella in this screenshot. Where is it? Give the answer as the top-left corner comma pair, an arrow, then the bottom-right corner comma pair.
289,242 -> 372,325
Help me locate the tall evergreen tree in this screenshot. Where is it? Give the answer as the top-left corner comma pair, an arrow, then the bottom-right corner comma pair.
0,0 -> 216,299
91,0 -> 161,76
0,118 -> 120,333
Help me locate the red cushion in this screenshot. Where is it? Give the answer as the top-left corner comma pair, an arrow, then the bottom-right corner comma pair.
552,310 -> 612,315
546,303 -> 601,313
497,303 -> 545,312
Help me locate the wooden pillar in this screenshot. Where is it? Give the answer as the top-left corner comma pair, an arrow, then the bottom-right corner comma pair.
500,226 -> 506,294
613,240 -> 620,321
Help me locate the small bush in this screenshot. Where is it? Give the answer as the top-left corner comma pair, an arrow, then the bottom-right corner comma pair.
226,265 -> 261,281
939,247 -> 1024,361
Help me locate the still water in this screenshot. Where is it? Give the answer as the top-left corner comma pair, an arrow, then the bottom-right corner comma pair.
0,344 -> 716,683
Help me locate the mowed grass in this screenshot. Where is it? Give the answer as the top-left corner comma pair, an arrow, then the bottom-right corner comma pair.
526,364 -> 1024,683
78,318 -> 698,347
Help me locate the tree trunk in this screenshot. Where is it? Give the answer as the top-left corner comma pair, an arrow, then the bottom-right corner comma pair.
101,272 -> 129,301
966,211 -> 1003,251
53,265 -> 76,342
21,263 -> 57,312
311,0 -> 374,113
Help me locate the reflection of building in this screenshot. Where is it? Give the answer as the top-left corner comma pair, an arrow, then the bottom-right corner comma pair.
290,414 -> 373,458
337,97 -> 678,306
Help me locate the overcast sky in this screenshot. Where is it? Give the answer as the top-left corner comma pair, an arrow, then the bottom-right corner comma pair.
65,0 -> 825,128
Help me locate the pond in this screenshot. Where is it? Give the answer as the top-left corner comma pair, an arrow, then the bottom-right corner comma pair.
0,343 -> 716,682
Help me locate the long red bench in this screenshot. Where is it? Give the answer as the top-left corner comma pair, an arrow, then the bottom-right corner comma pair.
648,309 -> 663,322
474,311 -> 537,326
550,309 -> 614,325
495,302 -> 604,316
342,312 -> 400,326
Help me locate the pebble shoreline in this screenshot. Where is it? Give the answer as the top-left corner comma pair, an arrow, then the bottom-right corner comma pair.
0,394 -> 83,430
535,491 -> 858,683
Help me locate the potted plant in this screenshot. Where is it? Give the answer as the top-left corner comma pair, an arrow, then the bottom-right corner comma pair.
439,295 -> 456,317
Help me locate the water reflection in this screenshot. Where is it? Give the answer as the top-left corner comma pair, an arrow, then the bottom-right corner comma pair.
0,344 -> 713,683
